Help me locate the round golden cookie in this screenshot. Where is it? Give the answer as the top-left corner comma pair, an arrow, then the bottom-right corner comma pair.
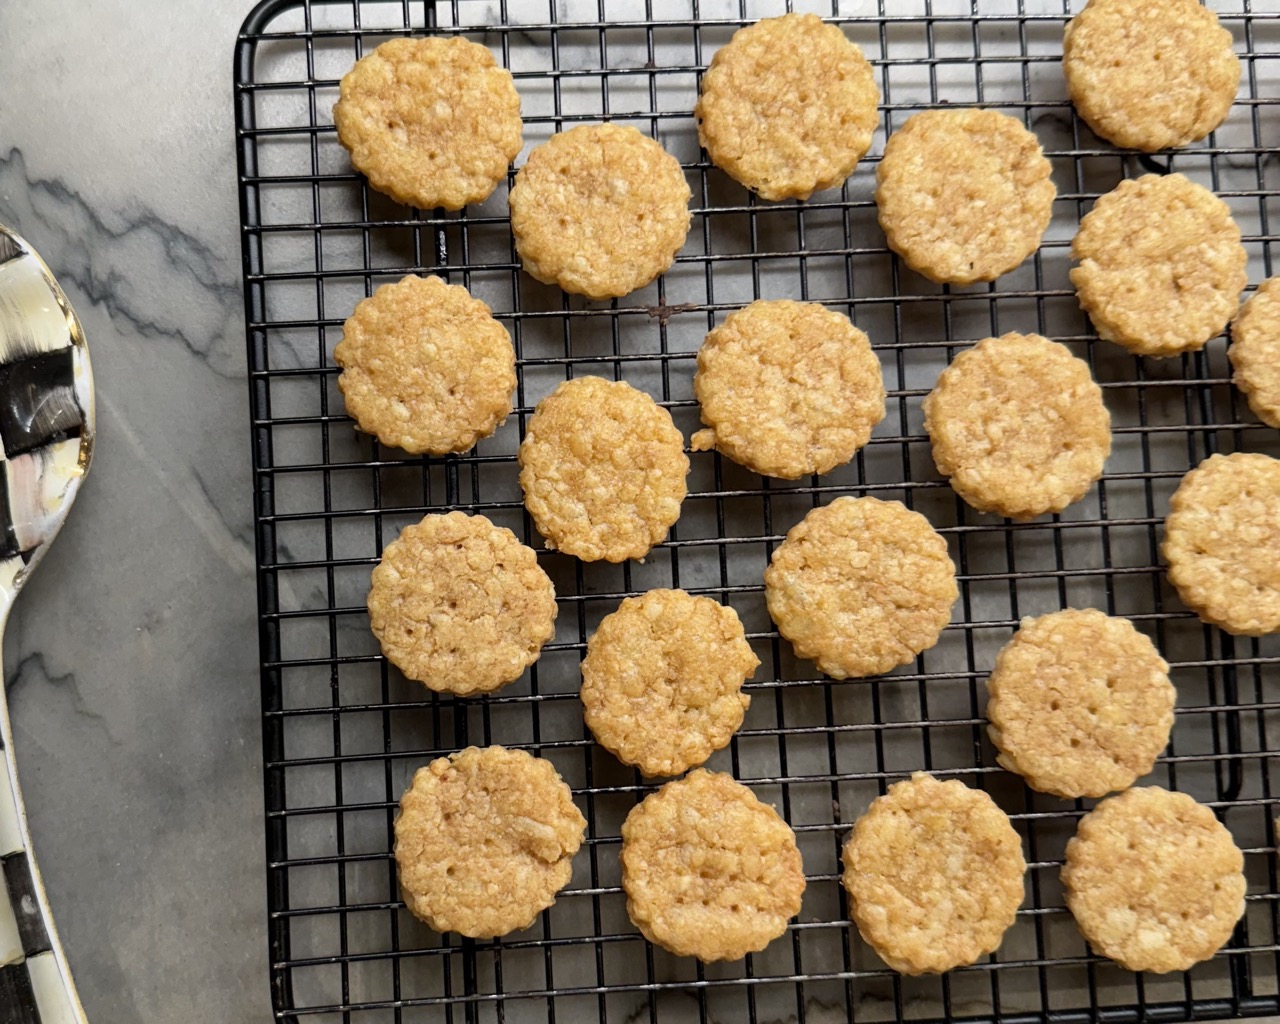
1163,451 -> 1280,635
764,496 -> 958,679
841,772 -> 1026,975
1064,0 -> 1239,153
509,123 -> 692,299
620,769 -> 806,961
581,589 -> 759,777
334,275 -> 516,455
1062,787 -> 1246,973
694,13 -> 880,202
518,377 -> 689,562
922,333 -> 1111,520
368,512 -> 557,694
875,109 -> 1055,285
986,609 -> 1175,799
690,300 -> 886,479
1230,277 -> 1280,429
1070,173 -> 1247,357
333,37 -> 522,210
395,746 -> 586,938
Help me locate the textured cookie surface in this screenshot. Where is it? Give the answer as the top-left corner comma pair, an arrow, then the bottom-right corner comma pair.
581,590 -> 759,777
1230,277 -> 1280,429
519,377 -> 689,562
923,333 -> 1110,519
395,746 -> 586,937
1062,787 -> 1245,973
690,300 -> 886,479
334,37 -> 522,210
695,13 -> 879,201
334,275 -> 516,454
368,512 -> 556,693
764,497 -> 957,679
875,108 -> 1055,285
1163,452 -> 1280,635
1070,174 -> 1246,357
621,769 -> 805,961
986,609 -> 1174,798
842,772 -> 1026,975
509,123 -> 691,299
1064,0 -> 1239,152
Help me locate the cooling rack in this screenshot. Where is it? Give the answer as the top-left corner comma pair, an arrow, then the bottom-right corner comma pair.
234,0 -> 1280,1020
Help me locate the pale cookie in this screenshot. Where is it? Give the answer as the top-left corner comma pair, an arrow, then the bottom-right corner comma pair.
1163,451 -> 1280,635
509,123 -> 692,299
842,772 -> 1026,975
334,275 -> 516,454
1070,174 -> 1246,357
986,609 -> 1175,799
764,497 -> 958,679
334,37 -> 522,210
519,377 -> 689,562
875,109 -> 1055,285
581,590 -> 759,777
1063,787 -> 1246,973
695,13 -> 879,201
1230,277 -> 1280,429
690,300 -> 886,479
1064,0 -> 1239,152
620,769 -> 805,961
368,512 -> 556,694
395,746 -> 586,938
922,333 -> 1111,520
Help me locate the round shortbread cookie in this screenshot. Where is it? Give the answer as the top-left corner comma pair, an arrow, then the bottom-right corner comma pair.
1163,451 -> 1280,635
1230,277 -> 1280,429
842,772 -> 1026,975
1063,787 -> 1246,973
509,123 -> 692,299
1064,0 -> 1239,153
620,769 -> 806,961
875,108 -> 1055,285
764,497 -> 958,679
695,13 -> 880,202
368,512 -> 557,694
334,275 -> 516,454
518,377 -> 689,562
690,300 -> 886,479
581,589 -> 759,777
1070,173 -> 1246,357
333,37 -> 522,210
922,333 -> 1111,520
986,609 -> 1175,799
395,746 -> 586,937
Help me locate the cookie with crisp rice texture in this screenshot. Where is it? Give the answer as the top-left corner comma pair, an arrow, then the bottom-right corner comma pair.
1229,277 -> 1280,429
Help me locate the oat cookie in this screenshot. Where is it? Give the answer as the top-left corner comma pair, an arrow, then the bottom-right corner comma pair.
1230,277 -> 1280,429
875,109 -> 1055,285
519,377 -> 689,562
695,13 -> 879,201
334,275 -> 516,454
923,333 -> 1111,520
764,497 -> 958,679
1063,787 -> 1246,972
620,769 -> 805,961
1064,0 -> 1239,153
842,772 -> 1026,975
334,37 -> 522,210
581,590 -> 759,777
368,511 -> 556,694
395,746 -> 586,937
1163,451 -> 1280,635
1071,174 -> 1246,357
509,123 -> 692,299
986,609 -> 1175,799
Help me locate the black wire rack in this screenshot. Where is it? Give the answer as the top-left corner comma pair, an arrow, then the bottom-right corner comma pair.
234,0 -> 1280,1020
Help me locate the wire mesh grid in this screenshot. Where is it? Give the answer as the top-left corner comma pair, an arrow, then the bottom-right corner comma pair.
234,0 -> 1280,1020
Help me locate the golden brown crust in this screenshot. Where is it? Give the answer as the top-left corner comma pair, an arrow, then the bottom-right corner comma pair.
1229,277 -> 1280,429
